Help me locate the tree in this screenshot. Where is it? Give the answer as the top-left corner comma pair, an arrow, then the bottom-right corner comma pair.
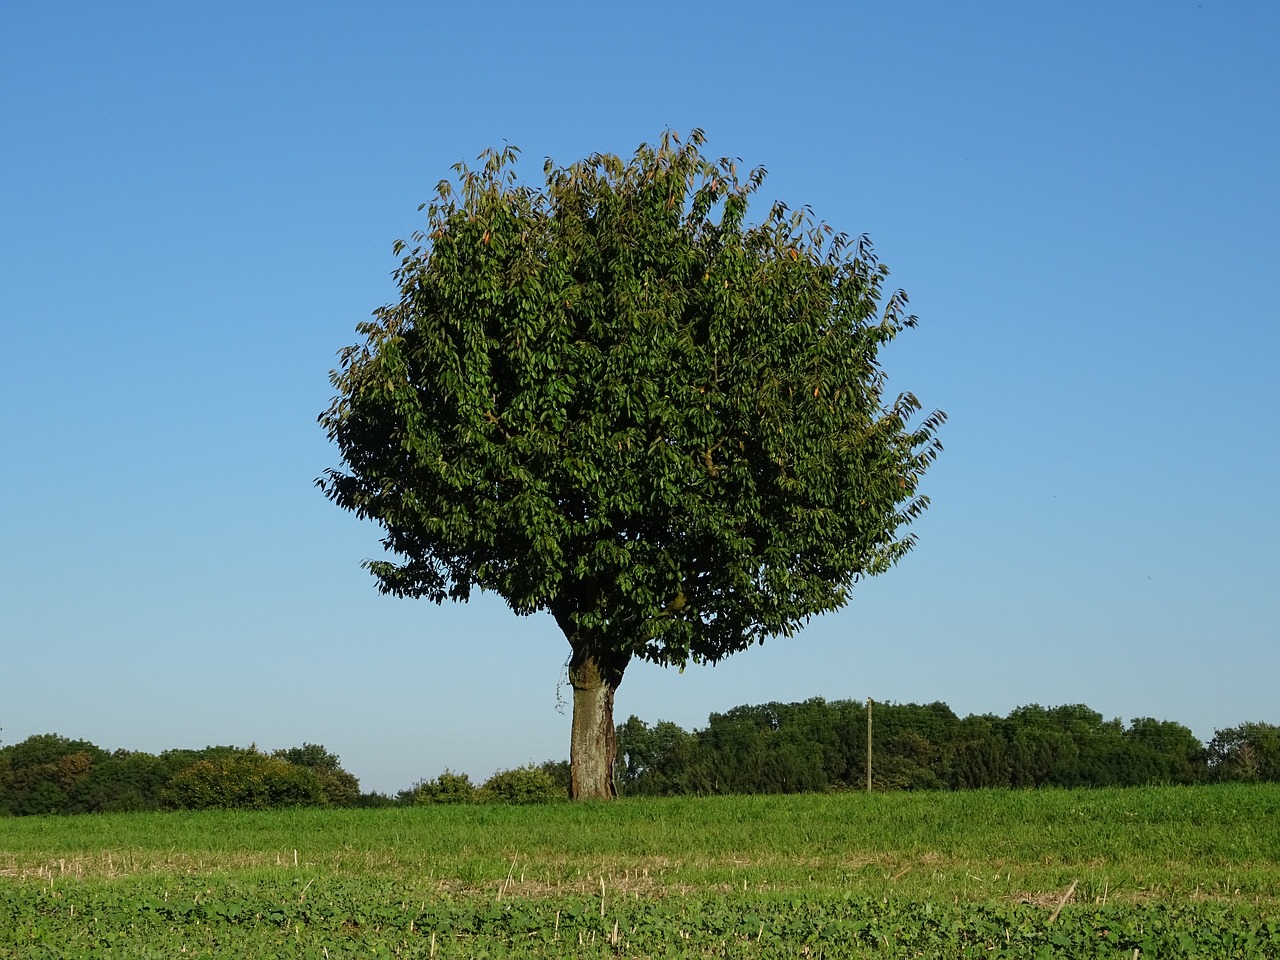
1208,722 -> 1280,782
480,764 -> 563,804
273,743 -> 362,807
1123,718 -> 1207,784
408,769 -> 477,804
70,750 -> 169,813
318,129 -> 944,798
0,734 -> 108,815
163,749 -> 325,810
616,716 -> 704,795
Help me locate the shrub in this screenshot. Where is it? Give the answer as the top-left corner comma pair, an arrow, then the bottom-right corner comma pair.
480,765 -> 563,804
1209,722 -> 1280,782
538,759 -> 571,796
354,791 -> 398,808
273,744 -> 362,807
70,751 -> 169,813
164,750 -> 325,810
0,735 -> 109,815
411,770 -> 477,804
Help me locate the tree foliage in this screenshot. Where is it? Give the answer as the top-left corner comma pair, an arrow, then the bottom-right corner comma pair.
164,750 -> 325,811
408,769 -> 477,805
480,764 -> 564,804
0,736 -> 363,816
0,709 -> 1272,815
317,129 -> 944,796
274,743 -> 361,807
616,698 -> 1219,796
1208,722 -> 1280,782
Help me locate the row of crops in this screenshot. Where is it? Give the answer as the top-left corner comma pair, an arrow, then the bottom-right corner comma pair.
4,875 -> 1280,958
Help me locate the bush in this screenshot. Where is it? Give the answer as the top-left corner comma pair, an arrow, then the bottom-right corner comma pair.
1209,722 -> 1280,782
354,791 -> 398,808
538,759 -> 571,796
410,770 -> 477,805
164,750 -> 325,810
0,735 -> 109,815
70,751 -> 169,813
273,744 -> 362,807
480,765 -> 563,804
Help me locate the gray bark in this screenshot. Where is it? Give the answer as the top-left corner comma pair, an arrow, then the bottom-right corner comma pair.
568,648 -> 627,799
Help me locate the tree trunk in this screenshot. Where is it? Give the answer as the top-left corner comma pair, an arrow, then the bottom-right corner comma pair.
568,648 -> 628,800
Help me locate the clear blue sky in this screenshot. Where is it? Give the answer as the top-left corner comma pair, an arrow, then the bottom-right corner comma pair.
2,1 -> 1276,794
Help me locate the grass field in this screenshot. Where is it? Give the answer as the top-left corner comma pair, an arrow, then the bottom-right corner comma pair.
3,785 -> 1279,957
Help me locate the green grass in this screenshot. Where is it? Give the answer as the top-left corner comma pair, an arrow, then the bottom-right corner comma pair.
3,785 -> 1279,957
4,784 -> 1278,904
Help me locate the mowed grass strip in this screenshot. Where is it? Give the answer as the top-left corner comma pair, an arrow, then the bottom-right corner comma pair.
2,784 -> 1278,908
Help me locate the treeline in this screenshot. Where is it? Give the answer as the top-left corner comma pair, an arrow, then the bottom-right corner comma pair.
0,733 -> 573,816
6,700 -> 1278,815
616,700 -> 1280,795
0,736 -> 365,816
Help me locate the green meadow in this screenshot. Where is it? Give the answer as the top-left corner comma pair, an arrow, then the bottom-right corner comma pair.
4,785 -> 1279,957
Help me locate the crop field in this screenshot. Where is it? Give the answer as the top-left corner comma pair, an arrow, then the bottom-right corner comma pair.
3,784 -> 1279,957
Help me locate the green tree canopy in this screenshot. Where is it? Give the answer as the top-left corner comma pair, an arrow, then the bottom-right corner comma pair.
1209,722 -> 1280,782
319,129 -> 944,797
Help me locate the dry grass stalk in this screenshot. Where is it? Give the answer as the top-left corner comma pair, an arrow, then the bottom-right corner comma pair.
1047,879 -> 1078,923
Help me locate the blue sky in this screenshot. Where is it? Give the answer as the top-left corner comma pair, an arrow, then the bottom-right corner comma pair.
2,1 -> 1276,794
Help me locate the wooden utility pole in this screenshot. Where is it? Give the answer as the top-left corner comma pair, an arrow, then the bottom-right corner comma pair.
866,697 -> 873,793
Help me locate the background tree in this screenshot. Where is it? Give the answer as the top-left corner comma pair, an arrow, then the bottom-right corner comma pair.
1209,722 -> 1280,782
0,734 -> 107,815
537,758 -> 572,796
319,129 -> 944,798
163,748 -> 324,811
70,750 -> 170,813
273,743 -> 361,807
408,769 -> 477,805
617,716 -> 705,795
944,714 -> 1011,789
480,764 -> 563,804
1118,718 -> 1208,785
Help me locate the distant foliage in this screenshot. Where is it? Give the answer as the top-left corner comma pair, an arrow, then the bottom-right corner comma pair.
72,751 -> 171,813
352,791 -> 398,808
0,737 -> 360,816
273,744 -> 362,807
0,734 -> 108,815
536,759 -> 571,797
163,750 -> 325,811
480,765 -> 564,804
2,709 -> 1276,815
616,698 -> 1221,796
1208,722 -> 1280,783
409,769 -> 477,805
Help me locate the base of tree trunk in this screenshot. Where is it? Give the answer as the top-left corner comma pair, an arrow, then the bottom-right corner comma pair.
568,650 -> 627,799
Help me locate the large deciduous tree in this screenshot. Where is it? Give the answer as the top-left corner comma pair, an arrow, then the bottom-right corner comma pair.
318,130 -> 944,799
